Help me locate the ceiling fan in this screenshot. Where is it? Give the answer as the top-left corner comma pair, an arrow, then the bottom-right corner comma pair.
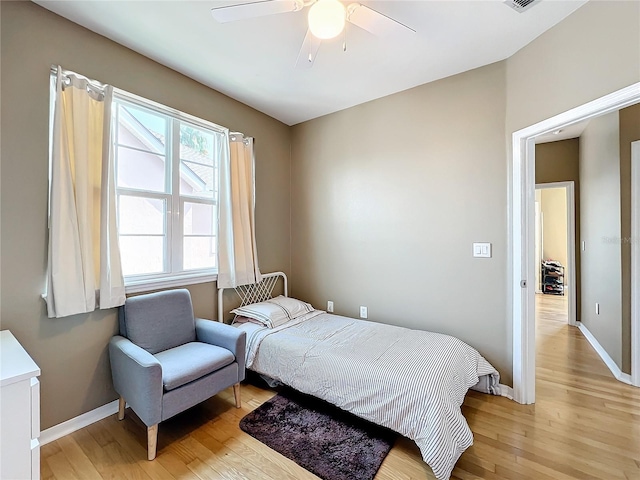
211,0 -> 415,68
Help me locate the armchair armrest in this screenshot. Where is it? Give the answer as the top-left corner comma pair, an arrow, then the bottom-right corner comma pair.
195,319 -> 246,376
109,336 -> 163,427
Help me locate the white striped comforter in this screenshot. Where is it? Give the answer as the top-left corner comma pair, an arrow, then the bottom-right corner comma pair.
239,311 -> 500,480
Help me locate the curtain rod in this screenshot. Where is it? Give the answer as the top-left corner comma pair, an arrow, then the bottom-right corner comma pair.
50,65 -> 248,139
50,65 -> 104,84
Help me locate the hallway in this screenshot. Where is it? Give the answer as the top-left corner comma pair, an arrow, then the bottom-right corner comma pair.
530,293 -> 640,479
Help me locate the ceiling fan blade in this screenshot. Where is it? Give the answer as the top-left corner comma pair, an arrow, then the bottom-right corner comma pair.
346,3 -> 415,37
295,29 -> 322,69
211,0 -> 299,23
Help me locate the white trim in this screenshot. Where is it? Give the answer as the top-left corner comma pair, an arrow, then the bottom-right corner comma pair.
510,82 -> 640,404
498,384 -> 514,400
535,199 -> 542,293
535,181 -> 577,326
114,87 -> 228,137
40,399 -> 120,445
125,273 -> 218,294
631,141 -> 640,387
577,322 -> 633,385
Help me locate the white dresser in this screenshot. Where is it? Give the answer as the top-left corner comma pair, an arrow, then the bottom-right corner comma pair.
1,330 -> 41,480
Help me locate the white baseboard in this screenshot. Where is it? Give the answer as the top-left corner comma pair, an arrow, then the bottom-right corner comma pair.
577,322 -> 633,386
40,399 -> 119,446
498,384 -> 514,400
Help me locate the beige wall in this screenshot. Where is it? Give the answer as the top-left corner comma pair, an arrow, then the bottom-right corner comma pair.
540,188 -> 568,271
619,103 -> 640,373
291,62 -> 511,381
0,1 -> 291,429
536,139 -> 581,186
579,112 -> 622,369
535,138 -> 581,317
506,1 -> 640,134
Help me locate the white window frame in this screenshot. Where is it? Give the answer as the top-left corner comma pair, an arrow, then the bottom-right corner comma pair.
113,89 -> 227,293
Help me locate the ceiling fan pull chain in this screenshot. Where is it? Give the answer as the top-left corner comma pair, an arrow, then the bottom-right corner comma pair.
343,21 -> 347,52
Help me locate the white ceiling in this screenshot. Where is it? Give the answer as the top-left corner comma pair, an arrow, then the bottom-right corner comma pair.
34,0 -> 587,126
535,119 -> 590,144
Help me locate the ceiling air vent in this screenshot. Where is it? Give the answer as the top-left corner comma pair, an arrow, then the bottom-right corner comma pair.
504,0 -> 540,13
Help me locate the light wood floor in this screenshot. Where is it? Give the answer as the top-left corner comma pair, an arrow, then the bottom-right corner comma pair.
42,296 -> 640,479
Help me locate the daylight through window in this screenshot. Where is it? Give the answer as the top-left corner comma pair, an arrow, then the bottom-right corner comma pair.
113,95 -> 225,286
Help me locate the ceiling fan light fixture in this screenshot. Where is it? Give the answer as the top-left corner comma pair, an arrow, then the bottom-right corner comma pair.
308,0 -> 346,40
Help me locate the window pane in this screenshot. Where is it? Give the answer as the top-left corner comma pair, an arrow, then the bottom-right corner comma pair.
179,123 -> 216,198
118,196 -> 165,235
180,162 -> 215,199
183,202 -> 215,236
117,104 -> 167,154
119,236 -> 165,276
180,124 -> 214,166
183,236 -> 216,270
117,146 -> 166,192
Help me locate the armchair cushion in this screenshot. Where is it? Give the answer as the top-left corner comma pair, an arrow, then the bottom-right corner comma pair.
123,289 -> 196,354
196,319 -> 246,382
154,342 -> 235,391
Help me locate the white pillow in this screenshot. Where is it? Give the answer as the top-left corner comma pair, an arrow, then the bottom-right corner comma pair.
231,296 -> 314,328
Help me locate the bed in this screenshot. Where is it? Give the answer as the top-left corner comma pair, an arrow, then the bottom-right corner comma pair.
217,272 -> 501,480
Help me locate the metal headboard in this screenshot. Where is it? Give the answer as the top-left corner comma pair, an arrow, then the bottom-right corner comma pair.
217,271 -> 288,323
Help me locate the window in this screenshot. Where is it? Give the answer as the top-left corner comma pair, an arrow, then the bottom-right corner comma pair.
113,94 -> 225,291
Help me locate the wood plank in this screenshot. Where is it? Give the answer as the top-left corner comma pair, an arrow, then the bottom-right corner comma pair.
155,451 -> 202,480
55,435 -> 103,480
45,451 -> 81,480
101,417 -> 176,480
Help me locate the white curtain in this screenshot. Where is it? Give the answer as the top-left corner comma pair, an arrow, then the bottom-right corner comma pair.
46,67 -> 125,318
217,133 -> 262,288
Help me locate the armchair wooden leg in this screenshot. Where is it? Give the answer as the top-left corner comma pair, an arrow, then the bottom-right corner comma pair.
233,383 -> 241,408
118,397 -> 126,421
147,424 -> 158,461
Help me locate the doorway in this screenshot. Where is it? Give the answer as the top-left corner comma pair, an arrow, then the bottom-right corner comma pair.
509,82 -> 640,404
534,182 -> 576,326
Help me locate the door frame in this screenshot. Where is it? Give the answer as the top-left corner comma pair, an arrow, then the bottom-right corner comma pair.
510,82 -> 640,404
631,141 -> 640,387
535,199 -> 542,293
535,182 -> 577,326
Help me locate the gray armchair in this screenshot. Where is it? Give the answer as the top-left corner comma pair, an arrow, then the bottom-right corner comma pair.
109,289 -> 246,460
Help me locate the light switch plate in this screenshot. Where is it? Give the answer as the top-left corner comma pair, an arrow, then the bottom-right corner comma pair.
473,242 -> 492,258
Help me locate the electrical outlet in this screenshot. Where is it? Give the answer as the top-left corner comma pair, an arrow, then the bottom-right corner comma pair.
359,306 -> 368,319
327,301 -> 334,313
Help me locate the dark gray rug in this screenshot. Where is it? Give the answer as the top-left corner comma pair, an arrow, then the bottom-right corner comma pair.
239,388 -> 397,480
